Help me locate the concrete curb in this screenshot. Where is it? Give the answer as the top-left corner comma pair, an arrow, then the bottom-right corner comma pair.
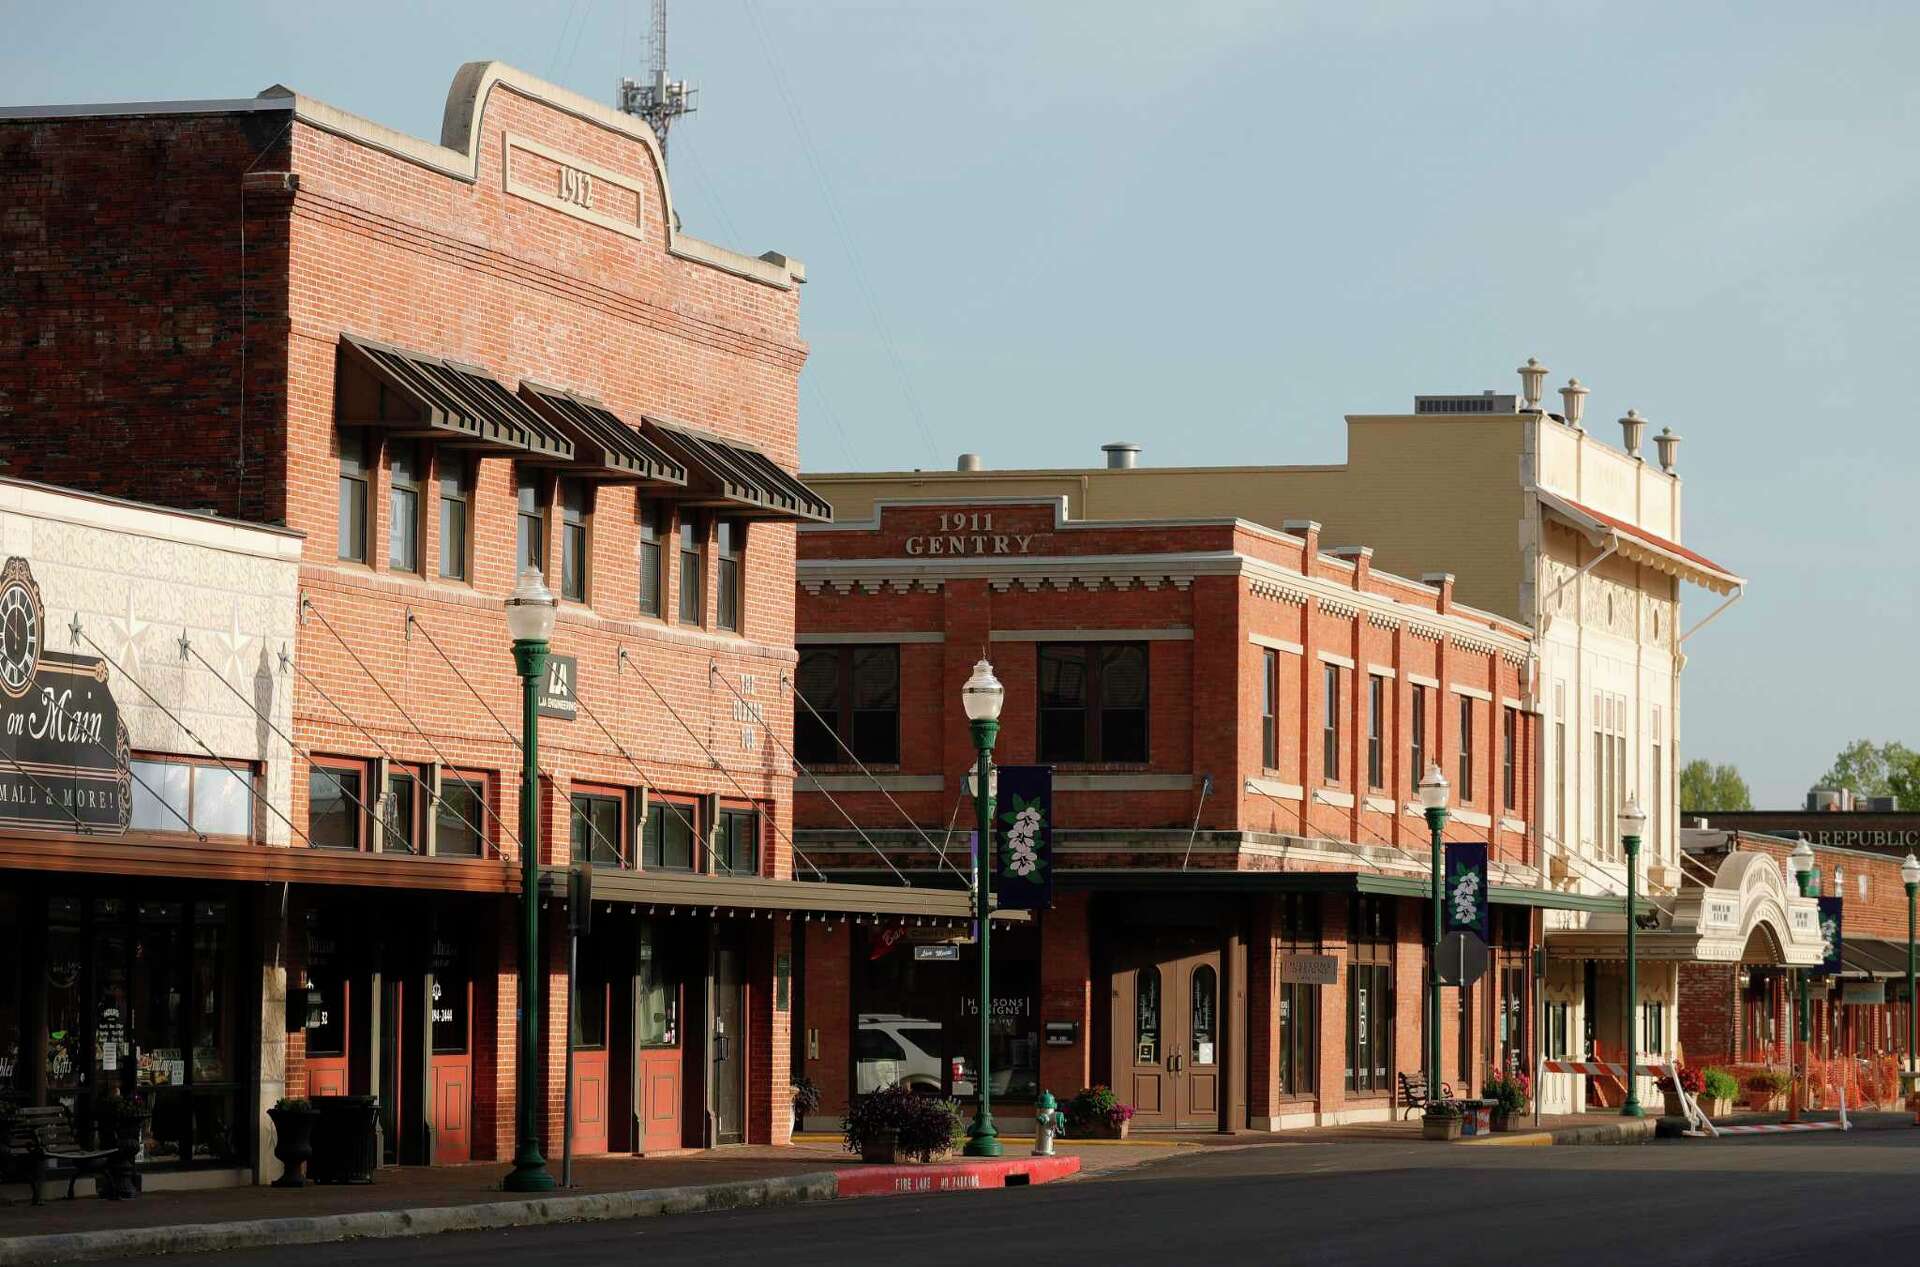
0,1171 -> 841,1267
1457,1118 -> 1661,1147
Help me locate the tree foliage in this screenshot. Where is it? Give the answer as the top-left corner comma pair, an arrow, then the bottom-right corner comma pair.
1817,739 -> 1920,807
1679,759 -> 1752,812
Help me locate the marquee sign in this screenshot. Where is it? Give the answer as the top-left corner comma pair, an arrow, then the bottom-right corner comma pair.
0,558 -> 130,834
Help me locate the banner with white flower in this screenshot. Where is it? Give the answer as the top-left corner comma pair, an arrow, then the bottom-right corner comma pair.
1443,842 -> 1489,941
994,764 -> 1054,910
1814,896 -> 1844,977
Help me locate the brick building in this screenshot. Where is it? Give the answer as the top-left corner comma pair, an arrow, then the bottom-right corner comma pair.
0,62 -> 973,1180
788,495 -> 1594,1131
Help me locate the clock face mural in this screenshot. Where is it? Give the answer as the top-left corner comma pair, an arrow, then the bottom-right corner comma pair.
0,558 -> 130,834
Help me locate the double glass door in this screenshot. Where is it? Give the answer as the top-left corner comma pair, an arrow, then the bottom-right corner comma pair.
1114,943 -> 1221,1130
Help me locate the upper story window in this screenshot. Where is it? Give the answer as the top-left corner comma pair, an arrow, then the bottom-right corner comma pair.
387,440 -> 424,573
1458,695 -> 1476,802
1503,706 -> 1519,812
715,520 -> 745,633
643,799 -> 698,872
1038,642 -> 1148,765
1367,675 -> 1386,790
716,808 -> 760,876
1260,649 -> 1279,770
1321,664 -> 1341,783
559,478 -> 590,602
570,790 -> 627,868
1410,684 -> 1427,793
638,501 -> 665,617
795,645 -> 900,766
678,515 -> 705,625
338,429 -> 370,562
131,755 -> 256,839
438,455 -> 472,581
308,758 -> 366,850
383,765 -> 426,854
435,772 -> 488,857
516,474 -> 546,576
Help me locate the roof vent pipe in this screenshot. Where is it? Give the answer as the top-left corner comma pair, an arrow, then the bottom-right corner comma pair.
1558,378 -> 1588,430
1653,427 -> 1681,474
1618,409 -> 1647,460
956,453 -> 982,472
1517,357 -> 1548,410
1101,442 -> 1141,470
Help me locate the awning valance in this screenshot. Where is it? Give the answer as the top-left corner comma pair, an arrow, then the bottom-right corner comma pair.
554,865 -> 996,921
517,382 -> 688,486
336,335 -> 573,459
1537,489 -> 1744,594
642,416 -> 833,523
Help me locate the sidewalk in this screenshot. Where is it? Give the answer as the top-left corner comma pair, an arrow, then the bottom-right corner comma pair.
0,1141 -> 1144,1265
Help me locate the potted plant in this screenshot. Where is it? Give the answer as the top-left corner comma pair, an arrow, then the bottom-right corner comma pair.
899,1096 -> 966,1163
1485,1071 -> 1529,1131
842,1083 -> 917,1164
1744,1069 -> 1790,1112
1665,1065 -> 1704,1118
1701,1068 -> 1738,1117
1421,1100 -> 1463,1141
269,1096 -> 321,1188
1065,1086 -> 1135,1140
96,1093 -> 150,1151
791,1077 -> 822,1134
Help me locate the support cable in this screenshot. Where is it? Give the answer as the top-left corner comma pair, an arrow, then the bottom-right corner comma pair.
76,626 -> 313,848
1180,774 -> 1215,872
618,649 -> 843,883
0,744 -> 97,834
779,670 -> 948,861
300,600 -> 515,858
33,696 -> 202,839
572,688 -> 734,875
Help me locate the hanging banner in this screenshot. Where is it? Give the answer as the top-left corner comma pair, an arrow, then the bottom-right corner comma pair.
1813,896 -> 1844,976
993,764 -> 1053,910
1444,842 -> 1490,941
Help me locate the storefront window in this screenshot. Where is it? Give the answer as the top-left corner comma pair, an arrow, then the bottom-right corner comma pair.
854,929 -> 1038,1101
1135,966 -> 1161,1066
45,899 -> 83,1095
431,938 -> 468,1055
303,911 -> 347,1058
1190,965 -> 1217,1065
1345,895 -> 1394,1094
0,895 -> 18,1097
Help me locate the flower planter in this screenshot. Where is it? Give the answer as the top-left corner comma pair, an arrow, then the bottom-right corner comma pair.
859,1127 -> 900,1165
269,1106 -> 321,1188
1661,1089 -> 1687,1118
1490,1107 -> 1521,1133
1082,1119 -> 1131,1140
1421,1114 -> 1462,1142
1701,1096 -> 1731,1118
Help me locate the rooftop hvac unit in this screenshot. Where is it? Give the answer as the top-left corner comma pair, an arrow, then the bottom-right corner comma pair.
1413,392 -> 1519,415
1867,795 -> 1899,812
1807,788 -> 1848,812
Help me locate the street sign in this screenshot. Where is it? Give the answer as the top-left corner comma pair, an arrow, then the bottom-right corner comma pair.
1278,953 -> 1339,986
1437,931 -> 1489,986
913,944 -> 961,962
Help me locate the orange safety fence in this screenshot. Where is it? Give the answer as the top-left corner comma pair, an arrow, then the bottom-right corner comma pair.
1803,1053 -> 1904,1110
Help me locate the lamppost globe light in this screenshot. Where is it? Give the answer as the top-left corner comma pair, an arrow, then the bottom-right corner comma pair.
1901,852 -> 1920,888
505,567 -> 558,644
960,658 -> 1005,722
1416,764 -> 1450,812
1788,840 -> 1815,877
1618,794 -> 1647,839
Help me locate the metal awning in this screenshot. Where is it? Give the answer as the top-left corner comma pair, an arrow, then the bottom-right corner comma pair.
336,334 -> 573,459
1038,868 -> 1642,915
553,865 -> 997,921
642,416 -> 833,522
1838,937 -> 1912,980
1537,489 -> 1743,594
518,383 -> 688,486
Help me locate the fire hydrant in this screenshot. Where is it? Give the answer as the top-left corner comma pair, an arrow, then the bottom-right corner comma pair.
1032,1089 -> 1065,1156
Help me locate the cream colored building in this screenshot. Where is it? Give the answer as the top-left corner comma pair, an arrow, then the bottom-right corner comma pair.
808,359 -> 1763,1114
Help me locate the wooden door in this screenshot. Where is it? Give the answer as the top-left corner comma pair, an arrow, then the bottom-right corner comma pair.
427,968 -> 471,1164
1178,956 -> 1221,1129
636,922 -> 684,1153
1115,961 -> 1171,1128
1112,947 -> 1221,1130
306,979 -> 351,1097
711,945 -> 746,1145
571,959 -> 610,1157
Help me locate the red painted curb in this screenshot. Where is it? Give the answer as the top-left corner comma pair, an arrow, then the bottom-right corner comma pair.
834,1154 -> 1081,1198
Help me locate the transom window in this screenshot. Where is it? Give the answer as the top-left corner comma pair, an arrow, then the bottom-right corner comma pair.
795,645 -> 900,766
1037,642 -> 1148,764
642,800 -> 698,872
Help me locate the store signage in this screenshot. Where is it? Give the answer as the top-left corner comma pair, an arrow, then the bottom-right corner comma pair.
1277,953 -> 1339,986
1044,1020 -> 1079,1046
0,558 -> 130,834
1444,842 -> 1490,941
902,511 -> 1045,558
1813,896 -> 1844,976
1843,981 -> 1885,1006
913,944 -> 960,962
1803,829 -> 1920,849
536,654 -> 578,720
994,764 -> 1053,911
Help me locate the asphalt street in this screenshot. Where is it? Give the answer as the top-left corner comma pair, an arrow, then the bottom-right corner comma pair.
96,1131 -> 1920,1267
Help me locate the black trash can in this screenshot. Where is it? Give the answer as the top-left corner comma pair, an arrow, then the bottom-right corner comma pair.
310,1096 -> 379,1184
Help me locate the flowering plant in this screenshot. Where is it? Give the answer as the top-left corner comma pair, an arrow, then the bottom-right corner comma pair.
1485,1070 -> 1530,1113
1066,1086 -> 1135,1132
1674,1065 -> 1704,1095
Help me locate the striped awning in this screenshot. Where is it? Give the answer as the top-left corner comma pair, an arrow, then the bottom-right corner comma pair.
643,416 -> 833,523
336,335 -> 572,459
517,382 -> 687,486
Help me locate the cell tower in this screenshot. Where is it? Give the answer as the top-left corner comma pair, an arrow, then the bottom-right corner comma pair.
618,0 -> 697,166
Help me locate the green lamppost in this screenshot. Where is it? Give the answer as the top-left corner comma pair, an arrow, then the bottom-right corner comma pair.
1787,841 -> 1816,1122
504,567 -> 558,1193
1417,764 -> 1451,1108
961,658 -> 1005,1158
1618,795 -> 1647,1118
1903,853 -> 1920,1073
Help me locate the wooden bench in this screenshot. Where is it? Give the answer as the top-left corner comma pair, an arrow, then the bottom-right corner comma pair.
1,1105 -> 120,1204
1397,1071 -> 1453,1119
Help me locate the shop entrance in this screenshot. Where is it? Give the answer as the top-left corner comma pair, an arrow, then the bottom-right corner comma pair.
1111,935 -> 1222,1131
570,939 -> 611,1157
711,942 -> 746,1145
426,936 -> 471,1165
635,919 -> 684,1153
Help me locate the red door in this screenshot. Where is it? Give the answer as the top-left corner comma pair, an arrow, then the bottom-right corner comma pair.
571,967 -> 610,1156
428,969 -> 471,1164
306,978 -> 351,1097
636,925 -> 683,1152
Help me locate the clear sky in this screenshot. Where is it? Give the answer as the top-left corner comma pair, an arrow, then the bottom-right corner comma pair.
4,1 -> 1914,809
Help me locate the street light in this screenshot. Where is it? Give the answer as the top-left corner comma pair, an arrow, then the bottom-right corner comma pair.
1902,852 -> 1920,1073
1618,795 -> 1647,1119
960,658 -> 1005,1158
1787,841 -> 1817,1122
1417,763 -> 1450,1109
503,568 -> 557,1193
